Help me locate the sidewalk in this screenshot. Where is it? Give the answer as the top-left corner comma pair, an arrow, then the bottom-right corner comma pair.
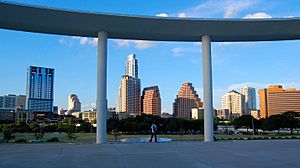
0,140 -> 299,168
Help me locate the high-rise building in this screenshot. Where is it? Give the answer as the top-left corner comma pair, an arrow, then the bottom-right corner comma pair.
141,86 -> 161,116
126,54 -> 138,78
119,54 -> 141,115
115,86 -> 121,113
0,94 -> 26,110
240,86 -> 256,114
121,75 -> 141,115
258,85 -> 300,118
26,66 -> 54,112
173,82 -> 203,119
67,94 -> 81,113
222,90 -> 245,118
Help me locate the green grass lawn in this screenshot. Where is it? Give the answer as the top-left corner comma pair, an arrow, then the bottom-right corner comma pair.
1,132 -> 300,143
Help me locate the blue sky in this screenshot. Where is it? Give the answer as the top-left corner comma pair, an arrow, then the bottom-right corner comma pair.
1,0 -> 300,113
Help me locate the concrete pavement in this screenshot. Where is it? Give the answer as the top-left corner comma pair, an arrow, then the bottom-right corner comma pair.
0,140 -> 299,168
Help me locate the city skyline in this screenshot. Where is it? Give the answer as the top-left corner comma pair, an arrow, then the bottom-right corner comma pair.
1,0 -> 300,113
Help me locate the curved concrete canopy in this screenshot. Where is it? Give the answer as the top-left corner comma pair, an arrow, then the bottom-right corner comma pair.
1,2 -> 300,42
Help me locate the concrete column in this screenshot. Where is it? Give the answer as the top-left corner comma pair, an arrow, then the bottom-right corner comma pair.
202,35 -> 214,142
97,31 -> 107,144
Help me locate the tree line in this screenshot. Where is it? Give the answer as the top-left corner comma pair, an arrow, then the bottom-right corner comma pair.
1,112 -> 300,139
234,111 -> 300,134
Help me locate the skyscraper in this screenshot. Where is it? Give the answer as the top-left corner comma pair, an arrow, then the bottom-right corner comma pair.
259,85 -> 300,118
120,75 -> 141,115
240,86 -> 256,114
126,54 -> 138,78
115,86 -> 121,113
173,82 -> 203,119
120,54 -> 141,115
67,94 -> 81,113
222,90 -> 245,118
141,86 -> 161,116
26,66 -> 54,112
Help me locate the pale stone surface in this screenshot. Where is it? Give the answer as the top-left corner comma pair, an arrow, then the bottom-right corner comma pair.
0,140 -> 299,168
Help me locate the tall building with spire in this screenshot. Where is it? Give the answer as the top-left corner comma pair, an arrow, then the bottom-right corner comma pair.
126,54 -> 138,78
142,86 -> 161,116
26,66 -> 54,112
240,86 -> 256,114
173,82 -> 203,119
119,54 -> 141,115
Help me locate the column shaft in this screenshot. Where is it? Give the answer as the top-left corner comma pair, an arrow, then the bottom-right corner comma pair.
202,35 -> 214,142
97,31 -> 107,144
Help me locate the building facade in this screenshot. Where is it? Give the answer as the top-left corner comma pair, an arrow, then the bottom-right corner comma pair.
191,108 -> 204,120
141,86 -> 161,116
26,66 -> 54,112
115,86 -> 121,113
240,86 -> 256,114
258,85 -> 300,118
215,109 -> 230,119
67,94 -> 81,113
222,90 -> 245,118
173,82 -> 203,119
120,75 -> 141,114
0,94 -> 26,110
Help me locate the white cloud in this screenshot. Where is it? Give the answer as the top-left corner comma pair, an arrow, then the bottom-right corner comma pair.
59,36 -> 98,47
59,38 -> 65,44
82,103 -> 96,110
133,40 -> 157,49
156,13 -> 168,17
91,38 -> 98,46
179,0 -> 259,18
178,12 -> 186,18
284,16 -> 295,18
193,42 -> 202,46
113,39 -> 157,49
115,39 -> 130,47
243,12 -> 272,19
171,47 -> 185,57
171,46 -> 201,57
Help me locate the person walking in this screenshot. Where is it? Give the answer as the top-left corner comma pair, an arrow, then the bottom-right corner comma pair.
149,123 -> 158,142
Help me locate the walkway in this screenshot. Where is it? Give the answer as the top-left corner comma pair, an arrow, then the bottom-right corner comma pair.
0,140 -> 299,168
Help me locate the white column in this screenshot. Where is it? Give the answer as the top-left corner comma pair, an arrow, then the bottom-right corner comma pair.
202,35 -> 214,142
97,31 -> 107,144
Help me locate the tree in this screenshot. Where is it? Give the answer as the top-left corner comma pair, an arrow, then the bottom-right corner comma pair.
65,118 -> 77,142
262,115 -> 284,134
56,122 -> 64,133
2,125 -> 15,140
282,111 -> 300,134
234,115 -> 257,132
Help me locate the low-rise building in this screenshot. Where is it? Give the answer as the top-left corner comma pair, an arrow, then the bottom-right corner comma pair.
215,109 -> 230,119
191,108 -> 204,119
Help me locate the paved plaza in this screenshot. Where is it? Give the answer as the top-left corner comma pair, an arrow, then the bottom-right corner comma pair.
0,140 -> 300,168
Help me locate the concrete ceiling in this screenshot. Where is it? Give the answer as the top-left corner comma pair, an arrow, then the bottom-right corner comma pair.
1,2 -> 300,42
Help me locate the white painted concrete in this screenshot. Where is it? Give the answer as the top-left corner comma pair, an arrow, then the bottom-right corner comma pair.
202,35 -> 214,142
96,31 -> 107,144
